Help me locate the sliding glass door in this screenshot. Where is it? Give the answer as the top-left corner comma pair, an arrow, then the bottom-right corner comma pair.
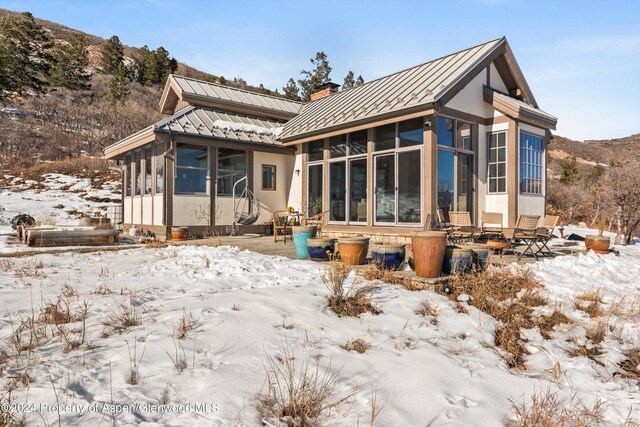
437,149 -> 474,221
374,149 -> 422,225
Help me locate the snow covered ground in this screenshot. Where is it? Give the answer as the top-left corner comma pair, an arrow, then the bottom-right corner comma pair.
0,177 -> 638,425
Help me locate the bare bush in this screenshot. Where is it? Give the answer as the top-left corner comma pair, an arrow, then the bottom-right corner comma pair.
603,160 -> 640,244
257,342 -> 358,426
102,298 -> 144,336
509,387 -> 604,426
323,262 -> 381,318
618,349 -> 640,380
175,309 -> 195,340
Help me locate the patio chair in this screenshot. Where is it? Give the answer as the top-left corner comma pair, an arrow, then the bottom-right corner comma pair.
534,215 -> 559,257
273,210 -> 295,244
504,214 -> 541,260
448,211 -> 476,243
303,210 -> 329,235
481,211 -> 504,235
435,209 -> 454,232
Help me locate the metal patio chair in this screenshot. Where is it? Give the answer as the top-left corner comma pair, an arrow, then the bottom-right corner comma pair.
534,215 -> 560,257
448,211 -> 476,243
504,214 -> 541,260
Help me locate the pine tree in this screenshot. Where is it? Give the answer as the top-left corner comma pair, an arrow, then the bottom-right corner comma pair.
49,33 -> 91,90
0,17 -> 16,95
298,51 -> 332,101
343,71 -> 355,90
355,75 -> 364,86
559,156 -> 579,183
282,78 -> 301,101
109,62 -> 129,105
153,46 -> 177,85
99,35 -> 124,75
133,45 -> 177,86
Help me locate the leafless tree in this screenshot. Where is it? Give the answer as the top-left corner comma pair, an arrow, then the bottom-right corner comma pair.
603,161 -> 640,244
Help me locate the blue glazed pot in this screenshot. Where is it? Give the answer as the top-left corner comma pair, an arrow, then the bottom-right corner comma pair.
292,226 -> 317,259
307,237 -> 336,261
442,246 -> 473,275
371,244 -> 406,270
462,243 -> 489,270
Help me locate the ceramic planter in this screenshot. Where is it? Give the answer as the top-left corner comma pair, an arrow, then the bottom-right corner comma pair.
371,244 -> 406,270
338,237 -> 370,265
307,237 -> 336,261
411,231 -> 447,278
462,243 -> 490,270
171,226 -> 188,241
292,226 -> 317,259
585,235 -> 610,254
442,246 -> 473,275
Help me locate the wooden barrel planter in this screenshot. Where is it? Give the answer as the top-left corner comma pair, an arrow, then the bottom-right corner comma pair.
171,227 -> 189,241
585,235 -> 610,254
371,244 -> 406,270
307,237 -> 336,261
411,231 -> 447,278
338,237 -> 370,266
461,243 -> 490,270
442,246 -> 473,275
292,226 -> 317,259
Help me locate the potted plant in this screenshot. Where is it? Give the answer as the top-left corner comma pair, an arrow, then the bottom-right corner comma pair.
585,221 -> 610,254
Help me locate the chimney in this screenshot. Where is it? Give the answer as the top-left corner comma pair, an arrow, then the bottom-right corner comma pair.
310,82 -> 340,101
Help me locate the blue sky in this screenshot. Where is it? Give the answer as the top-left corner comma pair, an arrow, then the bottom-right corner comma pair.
2,0 -> 639,140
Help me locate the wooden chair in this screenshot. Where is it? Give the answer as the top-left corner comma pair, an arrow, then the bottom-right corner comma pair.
273,210 -> 294,243
481,211 -> 504,234
534,215 -> 559,257
504,214 -> 541,260
448,211 -> 476,243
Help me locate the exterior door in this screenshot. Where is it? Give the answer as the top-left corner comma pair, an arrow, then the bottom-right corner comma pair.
374,150 -> 422,225
437,149 -> 474,221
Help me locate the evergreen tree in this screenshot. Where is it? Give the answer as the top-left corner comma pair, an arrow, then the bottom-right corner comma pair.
559,156 -> 579,183
355,75 -> 364,86
133,45 -> 177,86
99,35 -> 124,75
343,70 -> 355,90
49,33 -> 91,90
282,78 -> 301,101
109,62 -> 130,105
587,164 -> 606,186
153,46 -> 177,85
218,76 -> 227,85
0,18 -> 16,94
297,51 -> 331,101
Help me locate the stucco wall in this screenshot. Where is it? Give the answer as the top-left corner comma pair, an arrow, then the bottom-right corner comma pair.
446,70 -> 490,118
287,151 -> 304,213
142,196 -> 153,225
253,151 -> 294,224
173,195 -> 211,226
153,195 -> 163,225
124,198 -> 132,224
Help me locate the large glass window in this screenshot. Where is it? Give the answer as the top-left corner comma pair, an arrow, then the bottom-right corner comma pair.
519,131 -> 544,195
349,158 -> 367,223
375,154 -> 395,223
329,162 -> 346,221
176,144 -> 208,194
329,135 -> 347,158
308,140 -> 324,162
217,148 -> 246,195
134,151 -> 141,196
436,117 -> 454,147
262,165 -> 276,190
398,152 -> 421,223
144,146 -> 152,195
399,118 -> 424,147
374,123 -> 396,151
349,130 -> 368,155
437,150 -> 455,219
155,142 -> 164,194
307,164 -> 323,216
124,154 -> 131,197
456,122 -> 473,150
488,132 -> 506,193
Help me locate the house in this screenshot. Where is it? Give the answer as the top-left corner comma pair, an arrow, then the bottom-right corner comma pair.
103,36 -> 557,239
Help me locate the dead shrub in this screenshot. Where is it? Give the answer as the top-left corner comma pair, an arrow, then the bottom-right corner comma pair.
440,267 -> 543,369
39,297 -> 73,325
323,262 -> 381,318
0,259 -> 15,272
415,300 -> 439,318
102,298 -> 144,336
175,309 -> 195,340
618,349 -> 640,380
60,284 -> 79,299
586,318 -> 608,345
257,342 -> 358,426
575,291 -> 603,318
344,339 -> 370,354
92,284 -> 114,295
509,387 -> 604,427
536,311 -> 573,340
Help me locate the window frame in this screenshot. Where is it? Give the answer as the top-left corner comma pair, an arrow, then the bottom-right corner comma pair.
487,131 -> 507,194
143,145 -> 153,196
261,164 -> 277,191
154,141 -> 164,195
216,147 -> 247,197
134,150 -> 142,196
175,143 -> 209,195
519,131 -> 544,196
124,153 -> 132,197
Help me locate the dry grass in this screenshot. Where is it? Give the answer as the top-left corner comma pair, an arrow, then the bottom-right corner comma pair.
257,342 -> 358,426
415,300 -> 439,318
509,387 -> 604,427
175,309 -> 195,340
575,291 -> 603,318
126,339 -> 146,385
586,318 -> 608,345
344,339 -> 370,354
323,262 -> 381,318
537,311 -> 573,340
146,240 -> 168,249
618,349 -> 640,380
102,298 -> 144,336
568,345 -> 603,365
39,297 -> 74,325
441,267 -> 543,369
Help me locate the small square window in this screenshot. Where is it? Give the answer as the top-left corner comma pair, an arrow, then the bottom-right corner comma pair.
262,165 -> 276,191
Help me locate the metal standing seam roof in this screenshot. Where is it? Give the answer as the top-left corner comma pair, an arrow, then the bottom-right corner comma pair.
168,75 -> 304,116
154,106 -> 285,146
280,37 -> 506,141
487,88 -> 557,123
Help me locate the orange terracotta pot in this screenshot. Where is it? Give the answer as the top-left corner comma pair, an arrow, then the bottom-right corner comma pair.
411,231 -> 447,278
486,239 -> 509,251
171,226 -> 189,241
338,238 -> 369,265
585,235 -> 610,254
